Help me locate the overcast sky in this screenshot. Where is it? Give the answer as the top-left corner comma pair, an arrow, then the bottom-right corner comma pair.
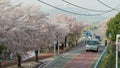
11,0 -> 120,18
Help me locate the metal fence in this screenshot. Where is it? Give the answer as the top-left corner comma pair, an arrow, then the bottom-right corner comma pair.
94,43 -> 108,68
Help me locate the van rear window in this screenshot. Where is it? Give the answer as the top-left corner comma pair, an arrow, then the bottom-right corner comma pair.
86,41 -> 98,45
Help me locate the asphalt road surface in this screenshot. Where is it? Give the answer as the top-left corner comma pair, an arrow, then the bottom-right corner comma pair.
47,41 -> 105,68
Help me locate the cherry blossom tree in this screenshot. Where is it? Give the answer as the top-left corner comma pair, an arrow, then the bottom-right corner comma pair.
53,14 -> 84,47
0,0 -> 53,66
0,0 -> 85,67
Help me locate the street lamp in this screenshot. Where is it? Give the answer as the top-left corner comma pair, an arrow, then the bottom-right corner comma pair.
53,35 -> 59,59
115,34 -> 120,68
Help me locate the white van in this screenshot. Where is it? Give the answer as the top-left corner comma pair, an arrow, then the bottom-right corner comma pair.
86,39 -> 99,52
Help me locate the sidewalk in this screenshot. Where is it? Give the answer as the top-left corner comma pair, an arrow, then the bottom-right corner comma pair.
2,52 -> 53,68
2,46 -> 75,68
6,57 -> 54,68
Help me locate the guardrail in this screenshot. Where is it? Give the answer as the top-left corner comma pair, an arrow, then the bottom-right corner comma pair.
94,43 -> 108,68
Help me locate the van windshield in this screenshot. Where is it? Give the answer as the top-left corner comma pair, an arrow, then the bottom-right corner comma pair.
87,41 -> 98,45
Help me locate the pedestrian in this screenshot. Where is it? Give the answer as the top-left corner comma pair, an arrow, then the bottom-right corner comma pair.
7,51 -> 11,60
105,40 -> 107,46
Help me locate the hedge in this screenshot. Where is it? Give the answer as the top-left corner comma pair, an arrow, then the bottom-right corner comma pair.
98,45 -> 115,68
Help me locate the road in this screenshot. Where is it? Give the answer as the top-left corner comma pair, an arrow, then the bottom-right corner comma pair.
43,26 -> 106,68
47,41 -> 105,68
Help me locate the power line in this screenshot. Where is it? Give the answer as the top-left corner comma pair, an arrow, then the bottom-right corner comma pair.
97,0 -> 120,12
38,0 -> 114,16
62,0 -> 113,12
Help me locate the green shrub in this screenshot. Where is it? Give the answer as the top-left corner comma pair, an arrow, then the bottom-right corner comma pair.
0,44 -> 7,55
119,54 -> 120,68
0,44 -> 7,68
119,58 -> 120,68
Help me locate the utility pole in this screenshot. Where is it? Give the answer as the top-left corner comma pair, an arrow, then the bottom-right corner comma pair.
54,40 -> 56,59
116,34 -> 120,68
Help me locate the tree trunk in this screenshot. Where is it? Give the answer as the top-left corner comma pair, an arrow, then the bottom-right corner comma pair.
0,51 -> 3,68
0,61 -> 2,68
35,50 -> 38,62
16,53 -> 21,67
76,40 -> 78,46
64,36 -> 67,47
